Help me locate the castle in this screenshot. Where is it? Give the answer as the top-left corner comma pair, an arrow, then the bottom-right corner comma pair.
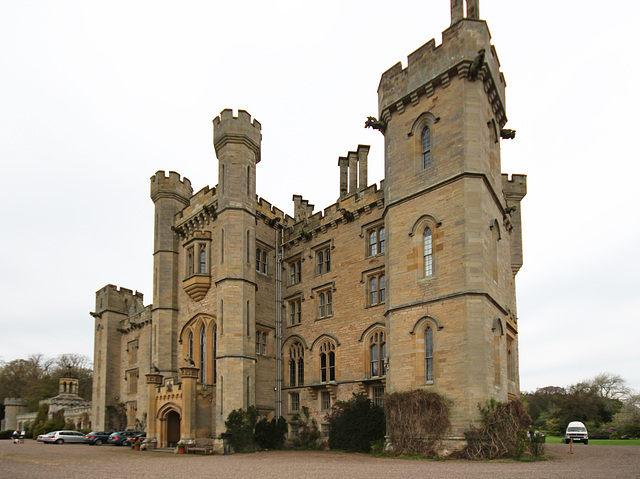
91,0 -> 526,447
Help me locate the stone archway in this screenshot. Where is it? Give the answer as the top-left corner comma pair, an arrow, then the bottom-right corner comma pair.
165,410 -> 181,447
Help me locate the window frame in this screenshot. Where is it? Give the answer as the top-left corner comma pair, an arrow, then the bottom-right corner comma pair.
368,272 -> 385,306
369,330 -> 386,378
367,226 -> 385,257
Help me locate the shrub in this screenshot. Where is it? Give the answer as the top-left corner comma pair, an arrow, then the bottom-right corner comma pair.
455,399 -> 531,460
621,423 -> 640,438
385,390 -> 450,457
327,394 -> 385,453
0,430 -> 15,440
291,406 -> 322,449
225,406 -> 258,452
254,416 -> 287,449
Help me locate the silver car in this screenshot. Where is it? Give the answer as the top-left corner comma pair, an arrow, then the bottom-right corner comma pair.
41,430 -> 86,444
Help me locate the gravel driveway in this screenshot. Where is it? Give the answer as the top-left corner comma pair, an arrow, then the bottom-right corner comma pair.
1,440 -> 639,478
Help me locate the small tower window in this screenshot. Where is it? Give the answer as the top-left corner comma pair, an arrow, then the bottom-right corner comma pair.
425,327 -> 434,382
422,126 -> 431,169
424,228 -> 433,276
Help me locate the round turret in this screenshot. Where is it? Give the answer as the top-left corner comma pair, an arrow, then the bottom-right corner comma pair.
150,170 -> 193,204
213,109 -> 262,163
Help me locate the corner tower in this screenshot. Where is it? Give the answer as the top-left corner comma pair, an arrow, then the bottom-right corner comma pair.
150,171 -> 193,374
213,109 -> 261,432
381,0 -> 526,434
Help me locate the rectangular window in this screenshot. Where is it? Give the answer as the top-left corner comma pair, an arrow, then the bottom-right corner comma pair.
321,391 -> 331,411
291,392 -> 300,411
290,423 -> 299,438
368,226 -> 385,257
256,248 -> 268,274
322,424 -> 330,438
289,300 -> 302,325
369,273 -> 385,306
262,332 -> 267,355
317,248 -> 331,275
317,251 -> 324,275
187,246 -> 194,276
373,386 -> 384,408
255,332 -> 261,355
127,369 -> 138,394
127,340 -> 138,365
289,259 -> 302,285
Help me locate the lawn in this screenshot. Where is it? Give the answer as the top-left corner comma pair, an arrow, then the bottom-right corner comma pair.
545,436 -> 640,446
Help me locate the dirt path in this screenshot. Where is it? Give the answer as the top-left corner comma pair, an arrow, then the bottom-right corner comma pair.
1,440 -> 638,478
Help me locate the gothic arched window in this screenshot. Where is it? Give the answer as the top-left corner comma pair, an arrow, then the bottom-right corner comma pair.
369,331 -> 386,377
289,342 -> 304,387
425,326 -> 434,382
199,325 -> 206,383
422,126 -> 432,169
424,228 -> 433,276
319,341 -> 336,382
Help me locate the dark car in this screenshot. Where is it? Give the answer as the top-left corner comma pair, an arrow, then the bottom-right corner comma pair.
128,432 -> 146,445
108,431 -> 142,446
84,431 -> 113,445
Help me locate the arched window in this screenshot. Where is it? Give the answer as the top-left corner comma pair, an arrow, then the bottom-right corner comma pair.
423,228 -> 433,276
289,341 -> 304,387
319,341 -> 336,382
369,331 -> 386,377
199,245 -> 207,274
425,326 -> 434,382
422,126 -> 431,169
188,331 -> 194,361
199,325 -> 207,383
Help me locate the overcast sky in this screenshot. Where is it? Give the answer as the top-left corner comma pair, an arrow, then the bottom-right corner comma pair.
1,1 -> 639,394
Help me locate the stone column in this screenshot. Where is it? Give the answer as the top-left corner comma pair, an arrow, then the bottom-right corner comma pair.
145,373 -> 163,440
180,366 -> 199,440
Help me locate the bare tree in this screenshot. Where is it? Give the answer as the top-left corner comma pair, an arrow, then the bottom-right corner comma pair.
588,373 -> 630,400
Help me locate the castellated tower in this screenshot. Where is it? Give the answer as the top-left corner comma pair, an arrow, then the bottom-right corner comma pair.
150,171 -> 193,374
91,285 -> 145,429
380,2 -> 526,434
212,109 -> 261,433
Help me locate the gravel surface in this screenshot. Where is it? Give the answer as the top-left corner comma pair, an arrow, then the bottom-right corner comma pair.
1,440 -> 639,478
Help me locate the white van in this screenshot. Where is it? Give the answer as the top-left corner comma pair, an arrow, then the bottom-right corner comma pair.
563,421 -> 589,444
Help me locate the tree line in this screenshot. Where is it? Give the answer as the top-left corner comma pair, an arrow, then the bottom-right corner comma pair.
0,353 -> 92,422
522,372 -> 640,438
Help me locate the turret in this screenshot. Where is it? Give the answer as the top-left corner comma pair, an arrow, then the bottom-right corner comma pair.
212,109 -> 260,433
91,284 -> 144,429
150,171 -> 192,374
213,109 -> 261,212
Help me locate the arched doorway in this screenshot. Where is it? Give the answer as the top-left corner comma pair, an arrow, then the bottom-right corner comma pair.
166,411 -> 181,447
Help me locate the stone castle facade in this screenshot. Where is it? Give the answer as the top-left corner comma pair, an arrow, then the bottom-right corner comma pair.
91,1 -> 526,447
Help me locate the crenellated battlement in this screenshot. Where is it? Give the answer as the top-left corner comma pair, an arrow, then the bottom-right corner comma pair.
502,173 -> 527,199
378,19 -> 506,126
95,284 -> 145,315
3,398 -> 29,407
150,170 -> 193,204
213,109 -> 262,162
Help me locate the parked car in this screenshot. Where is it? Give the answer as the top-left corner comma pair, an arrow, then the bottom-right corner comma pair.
37,432 -> 55,443
84,431 -> 113,445
127,432 -> 146,445
40,430 -> 86,444
563,421 -> 589,444
108,431 -> 142,446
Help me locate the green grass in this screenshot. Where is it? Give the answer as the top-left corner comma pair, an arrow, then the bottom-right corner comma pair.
545,436 -> 640,446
